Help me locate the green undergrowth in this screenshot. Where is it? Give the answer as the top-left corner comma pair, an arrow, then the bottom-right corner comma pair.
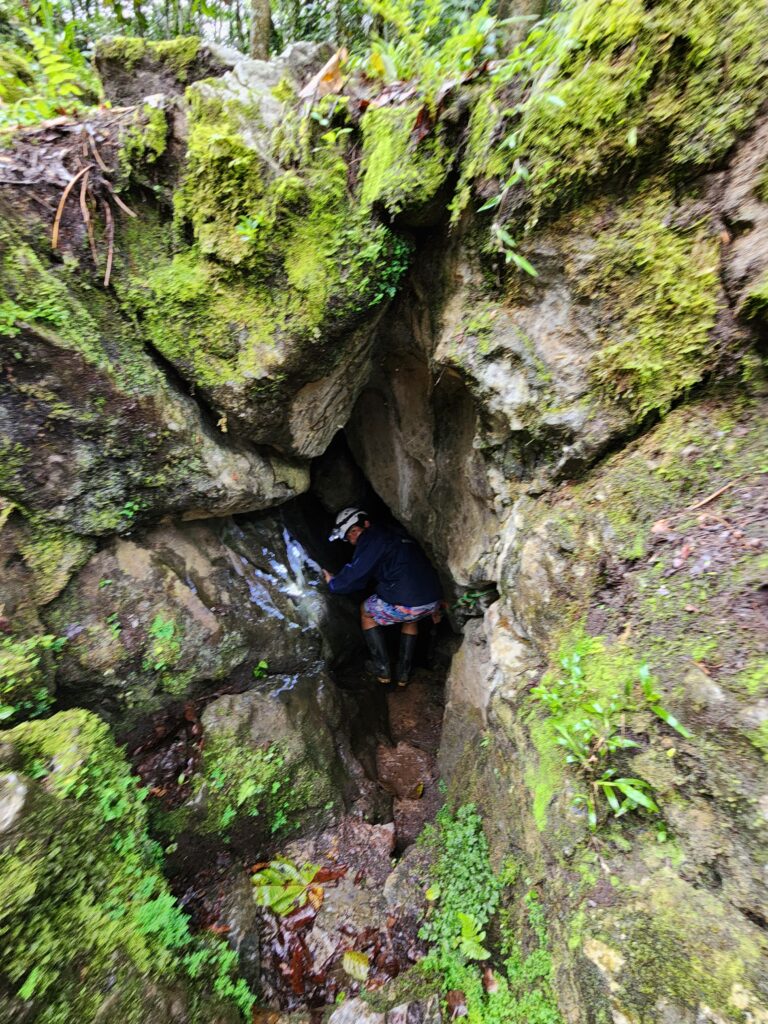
0,710 -> 253,1021
417,804 -> 562,1023
454,0 -> 768,229
575,185 -> 721,419
140,614 -> 191,697
0,26 -> 99,130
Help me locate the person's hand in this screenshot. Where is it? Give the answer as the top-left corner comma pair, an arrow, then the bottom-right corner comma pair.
322,569 -> 333,583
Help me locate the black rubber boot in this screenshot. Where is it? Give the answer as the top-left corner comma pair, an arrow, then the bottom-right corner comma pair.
395,632 -> 418,688
363,626 -> 391,683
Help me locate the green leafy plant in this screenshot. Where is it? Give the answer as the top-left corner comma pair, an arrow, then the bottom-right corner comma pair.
451,586 -> 497,613
0,22 -> 94,129
251,857 -> 322,916
454,912 -> 491,961
359,0 -> 498,109
119,499 -> 143,520
0,632 -> 65,723
417,806 -> 563,1024
530,634 -> 692,829
252,659 -> 269,680
638,662 -> 693,738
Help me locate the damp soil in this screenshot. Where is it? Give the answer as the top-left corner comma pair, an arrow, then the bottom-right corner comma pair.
126,650 -> 447,1019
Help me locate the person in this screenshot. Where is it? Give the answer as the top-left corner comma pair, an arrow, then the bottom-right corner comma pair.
323,507 -> 442,687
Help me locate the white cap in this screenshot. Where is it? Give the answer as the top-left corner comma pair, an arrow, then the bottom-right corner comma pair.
329,507 -> 368,542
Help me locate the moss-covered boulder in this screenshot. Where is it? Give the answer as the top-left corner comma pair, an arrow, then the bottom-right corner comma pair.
0,709 -> 247,1022
0,212 -> 308,537
162,670 -> 348,852
95,35 -> 233,105
104,39 -> 472,458
438,385 -> 768,1023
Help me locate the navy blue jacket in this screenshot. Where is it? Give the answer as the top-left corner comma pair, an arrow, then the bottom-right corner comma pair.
329,524 -> 441,606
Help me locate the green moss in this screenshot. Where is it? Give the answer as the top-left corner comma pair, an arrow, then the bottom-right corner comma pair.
117,91 -> 411,419
140,614 -> 190,696
0,216 -> 162,396
742,269 -> 768,320
457,0 -> 768,224
148,36 -> 200,79
11,506 -> 93,607
121,103 -> 168,176
526,713 -> 567,833
0,632 -> 64,723
97,35 -> 199,79
0,441 -> 27,493
605,872 -> 767,1018
97,35 -> 147,69
577,184 -> 721,419
0,230 -> 102,361
747,721 -> 768,760
0,710 -> 252,1021
168,732 -> 328,838
525,628 -> 648,832
734,657 -> 768,698
551,392 -> 766,563
359,104 -> 452,215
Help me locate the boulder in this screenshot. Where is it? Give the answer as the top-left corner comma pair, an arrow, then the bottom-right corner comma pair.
43,514 -> 330,726
0,710 -> 241,1023
95,36 -> 238,105
168,669 -> 350,847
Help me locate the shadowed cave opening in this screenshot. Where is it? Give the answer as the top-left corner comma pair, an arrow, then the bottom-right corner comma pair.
120,428 -> 463,1016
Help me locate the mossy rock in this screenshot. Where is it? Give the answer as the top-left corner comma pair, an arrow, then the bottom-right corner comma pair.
160,672 -> 347,853
583,871 -> 768,1022
0,710 -> 245,1022
114,80 -> 413,456
43,517 -> 324,729
0,214 -> 307,535
454,0 -> 768,226
95,35 -> 230,105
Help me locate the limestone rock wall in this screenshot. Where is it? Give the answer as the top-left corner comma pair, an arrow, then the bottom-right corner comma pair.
344,23 -> 768,1022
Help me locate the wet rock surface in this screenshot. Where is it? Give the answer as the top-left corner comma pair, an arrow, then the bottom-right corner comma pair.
142,657 -> 447,1020
44,513 -> 336,727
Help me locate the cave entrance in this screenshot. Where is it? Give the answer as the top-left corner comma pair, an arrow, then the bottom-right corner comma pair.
279,428 -> 456,854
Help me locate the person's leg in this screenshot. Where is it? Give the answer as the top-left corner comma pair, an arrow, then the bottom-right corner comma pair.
395,622 -> 418,686
395,602 -> 441,686
361,598 -> 391,682
361,605 -> 377,631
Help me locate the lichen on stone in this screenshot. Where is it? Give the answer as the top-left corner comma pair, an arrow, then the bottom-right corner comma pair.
576,184 -> 722,419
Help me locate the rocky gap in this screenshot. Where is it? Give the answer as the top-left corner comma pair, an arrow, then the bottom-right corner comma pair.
114,429 -> 457,1017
